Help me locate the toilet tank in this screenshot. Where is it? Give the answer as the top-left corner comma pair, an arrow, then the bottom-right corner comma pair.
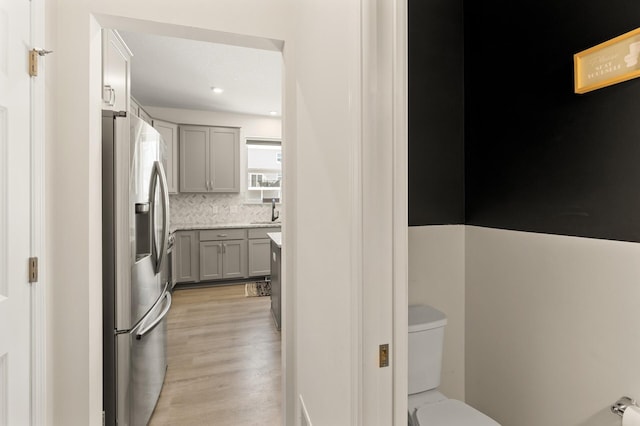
408,304 -> 447,395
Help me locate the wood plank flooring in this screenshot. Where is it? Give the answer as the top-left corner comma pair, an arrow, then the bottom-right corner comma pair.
149,284 -> 281,426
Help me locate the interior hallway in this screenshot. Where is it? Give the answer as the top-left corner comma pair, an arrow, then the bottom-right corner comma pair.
149,284 -> 281,425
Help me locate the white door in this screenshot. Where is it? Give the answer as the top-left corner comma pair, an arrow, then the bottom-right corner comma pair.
0,0 -> 33,424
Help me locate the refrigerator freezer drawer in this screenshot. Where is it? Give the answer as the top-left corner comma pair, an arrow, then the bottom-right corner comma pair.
117,289 -> 171,426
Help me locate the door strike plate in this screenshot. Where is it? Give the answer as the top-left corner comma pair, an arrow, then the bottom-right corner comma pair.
379,343 -> 389,368
28,257 -> 38,283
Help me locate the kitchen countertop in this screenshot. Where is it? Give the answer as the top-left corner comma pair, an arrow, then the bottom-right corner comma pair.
170,222 -> 281,233
267,232 -> 281,248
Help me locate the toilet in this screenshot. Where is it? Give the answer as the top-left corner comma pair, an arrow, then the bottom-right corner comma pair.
408,304 -> 500,426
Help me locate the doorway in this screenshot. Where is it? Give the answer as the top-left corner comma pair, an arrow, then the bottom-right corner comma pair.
105,24 -> 286,425
83,3 -> 409,423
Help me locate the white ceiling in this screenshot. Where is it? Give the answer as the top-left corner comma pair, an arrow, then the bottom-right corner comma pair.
118,30 -> 282,117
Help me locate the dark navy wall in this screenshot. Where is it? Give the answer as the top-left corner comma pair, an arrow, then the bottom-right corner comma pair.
409,0 -> 640,242
465,1 -> 640,242
408,0 -> 464,226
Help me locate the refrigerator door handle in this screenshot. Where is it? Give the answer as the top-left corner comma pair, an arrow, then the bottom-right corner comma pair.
149,160 -> 170,274
135,290 -> 172,340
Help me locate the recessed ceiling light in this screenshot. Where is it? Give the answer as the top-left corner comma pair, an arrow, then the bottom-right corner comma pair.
211,87 -> 224,94
269,111 -> 278,116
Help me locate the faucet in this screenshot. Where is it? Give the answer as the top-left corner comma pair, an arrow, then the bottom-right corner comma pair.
271,198 -> 280,222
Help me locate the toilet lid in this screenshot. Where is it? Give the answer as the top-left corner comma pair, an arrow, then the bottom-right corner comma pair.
416,399 -> 500,426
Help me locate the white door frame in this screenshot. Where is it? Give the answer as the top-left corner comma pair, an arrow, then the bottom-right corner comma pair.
391,0 -> 409,423
90,6 -> 410,425
359,0 -> 408,424
30,0 -> 47,424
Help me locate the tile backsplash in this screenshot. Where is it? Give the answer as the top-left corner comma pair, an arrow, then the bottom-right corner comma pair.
169,193 -> 280,226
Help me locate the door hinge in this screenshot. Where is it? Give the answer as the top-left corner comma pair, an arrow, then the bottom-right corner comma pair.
28,257 -> 38,283
29,48 -> 53,77
379,343 -> 389,368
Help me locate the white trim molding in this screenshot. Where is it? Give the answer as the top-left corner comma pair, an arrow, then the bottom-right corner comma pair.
360,0 -> 409,424
30,0 -> 47,424
392,0 -> 409,423
349,0 -> 364,421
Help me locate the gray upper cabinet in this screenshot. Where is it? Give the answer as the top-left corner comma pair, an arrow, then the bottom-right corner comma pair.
210,127 -> 240,192
130,97 -> 140,116
138,108 -> 152,125
153,119 -> 179,194
180,126 -> 210,192
179,125 -> 240,193
130,96 -> 153,125
102,29 -> 131,112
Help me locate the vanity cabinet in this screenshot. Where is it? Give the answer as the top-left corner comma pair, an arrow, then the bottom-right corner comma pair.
179,125 -> 240,193
199,229 -> 248,280
153,119 -> 179,194
102,29 -> 131,112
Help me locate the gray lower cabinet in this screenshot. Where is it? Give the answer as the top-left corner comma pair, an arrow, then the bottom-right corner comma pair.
175,227 -> 278,284
221,239 -> 248,279
248,227 -> 279,277
175,231 -> 199,283
199,241 -> 222,281
270,240 -> 281,330
199,228 -> 248,281
248,239 -> 271,276
200,239 -> 247,280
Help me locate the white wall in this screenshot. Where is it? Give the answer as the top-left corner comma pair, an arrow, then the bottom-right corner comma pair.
408,226 -> 465,401
46,1 -> 104,424
90,0 -> 287,44
285,0 -> 361,423
48,1 -> 396,425
44,1 -> 57,424
466,226 -> 640,426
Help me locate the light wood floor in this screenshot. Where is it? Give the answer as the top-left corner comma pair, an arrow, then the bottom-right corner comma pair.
149,284 -> 282,426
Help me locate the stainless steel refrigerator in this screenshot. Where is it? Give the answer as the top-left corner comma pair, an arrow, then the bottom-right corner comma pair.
102,111 -> 172,426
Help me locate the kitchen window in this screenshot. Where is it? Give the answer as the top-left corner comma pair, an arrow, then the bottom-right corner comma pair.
246,138 -> 282,203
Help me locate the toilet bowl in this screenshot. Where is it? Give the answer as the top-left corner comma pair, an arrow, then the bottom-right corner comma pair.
408,304 -> 500,426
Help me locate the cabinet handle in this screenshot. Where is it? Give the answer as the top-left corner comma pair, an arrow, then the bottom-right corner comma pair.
218,234 -> 227,237
222,243 -> 226,253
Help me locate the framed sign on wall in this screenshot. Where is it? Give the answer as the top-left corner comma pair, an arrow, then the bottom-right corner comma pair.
574,27 -> 640,94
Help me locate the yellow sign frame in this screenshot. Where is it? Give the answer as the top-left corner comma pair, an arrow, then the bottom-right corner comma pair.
574,27 -> 640,94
